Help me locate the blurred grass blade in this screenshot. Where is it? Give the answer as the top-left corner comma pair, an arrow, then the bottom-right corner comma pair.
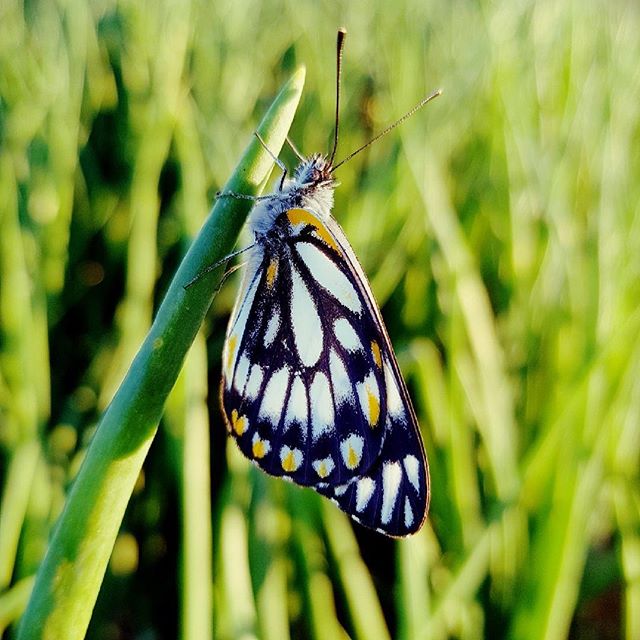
615,482 -> 640,640
0,155 -> 46,593
408,151 -> 519,502
163,331 -> 213,640
16,67 -> 305,640
248,474 -> 291,640
179,337 -> 212,640
321,502 -> 391,640
219,504 -> 258,639
0,576 -> 35,635
292,503 -> 348,640
397,530 -> 431,640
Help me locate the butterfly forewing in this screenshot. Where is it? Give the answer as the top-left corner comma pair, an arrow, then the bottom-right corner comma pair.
221,208 -> 389,488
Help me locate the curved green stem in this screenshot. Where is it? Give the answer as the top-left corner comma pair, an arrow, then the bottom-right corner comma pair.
17,67 -> 305,640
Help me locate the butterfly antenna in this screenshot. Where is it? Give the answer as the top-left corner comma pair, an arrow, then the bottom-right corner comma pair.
329,28 -> 347,166
332,88 -> 442,171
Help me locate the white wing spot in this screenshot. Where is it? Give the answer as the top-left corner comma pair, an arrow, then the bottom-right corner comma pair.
284,375 -> 308,441
291,266 -> 323,367
310,371 -> 335,440
384,359 -> 406,421
334,484 -> 349,497
355,477 -> 376,513
296,242 -> 362,314
380,462 -> 402,525
404,498 -> 414,529
403,455 -> 420,492
264,309 -> 280,347
333,318 -> 364,352
245,364 -> 264,400
258,367 -> 290,427
329,349 -> 354,406
225,268 -> 262,384
233,354 -> 251,394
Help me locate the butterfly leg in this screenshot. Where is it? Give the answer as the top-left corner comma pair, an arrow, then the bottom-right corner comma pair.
215,191 -> 274,201
209,261 -> 246,297
184,245 -> 255,289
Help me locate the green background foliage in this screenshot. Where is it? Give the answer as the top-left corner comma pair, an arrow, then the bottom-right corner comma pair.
1,0 -> 639,638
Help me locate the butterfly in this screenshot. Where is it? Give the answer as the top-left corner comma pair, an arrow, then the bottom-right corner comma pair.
212,30 -> 440,537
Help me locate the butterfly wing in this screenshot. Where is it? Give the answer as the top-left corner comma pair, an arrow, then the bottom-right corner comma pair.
221,205 -> 429,536
221,208 -> 388,488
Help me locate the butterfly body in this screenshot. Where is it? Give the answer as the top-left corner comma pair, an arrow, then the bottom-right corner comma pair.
220,154 -> 430,536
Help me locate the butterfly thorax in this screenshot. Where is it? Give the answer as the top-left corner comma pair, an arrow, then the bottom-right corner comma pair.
249,154 -> 337,237
286,154 -> 337,217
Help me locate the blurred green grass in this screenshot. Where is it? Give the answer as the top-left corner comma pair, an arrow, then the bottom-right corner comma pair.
1,0 -> 639,638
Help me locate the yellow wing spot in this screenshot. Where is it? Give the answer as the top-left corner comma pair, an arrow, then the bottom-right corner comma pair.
231,409 -> 247,436
347,445 -> 360,469
286,208 -> 340,253
313,457 -> 335,478
266,258 -> 279,289
226,335 -> 238,370
281,450 -> 298,472
367,386 -> 380,427
252,439 -> 267,459
371,341 -> 382,369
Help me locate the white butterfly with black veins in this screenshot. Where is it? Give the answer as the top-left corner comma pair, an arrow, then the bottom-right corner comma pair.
213,30 -> 440,536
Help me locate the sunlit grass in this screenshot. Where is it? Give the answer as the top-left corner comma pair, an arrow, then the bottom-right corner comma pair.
1,0 -> 639,638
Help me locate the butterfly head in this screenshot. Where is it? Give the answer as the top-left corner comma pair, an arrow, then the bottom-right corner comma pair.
285,153 -> 337,216
292,153 -> 336,190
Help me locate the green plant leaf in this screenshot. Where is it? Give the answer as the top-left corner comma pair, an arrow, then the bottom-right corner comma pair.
17,66 -> 306,640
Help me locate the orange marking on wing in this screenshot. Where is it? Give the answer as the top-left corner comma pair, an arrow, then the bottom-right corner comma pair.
266,258 -> 278,288
347,445 -> 359,469
252,439 -> 267,458
231,409 -> 247,436
221,406 -> 232,434
286,208 -> 340,252
371,340 -> 382,369
367,386 -> 380,427
282,450 -> 297,472
316,461 -> 329,478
